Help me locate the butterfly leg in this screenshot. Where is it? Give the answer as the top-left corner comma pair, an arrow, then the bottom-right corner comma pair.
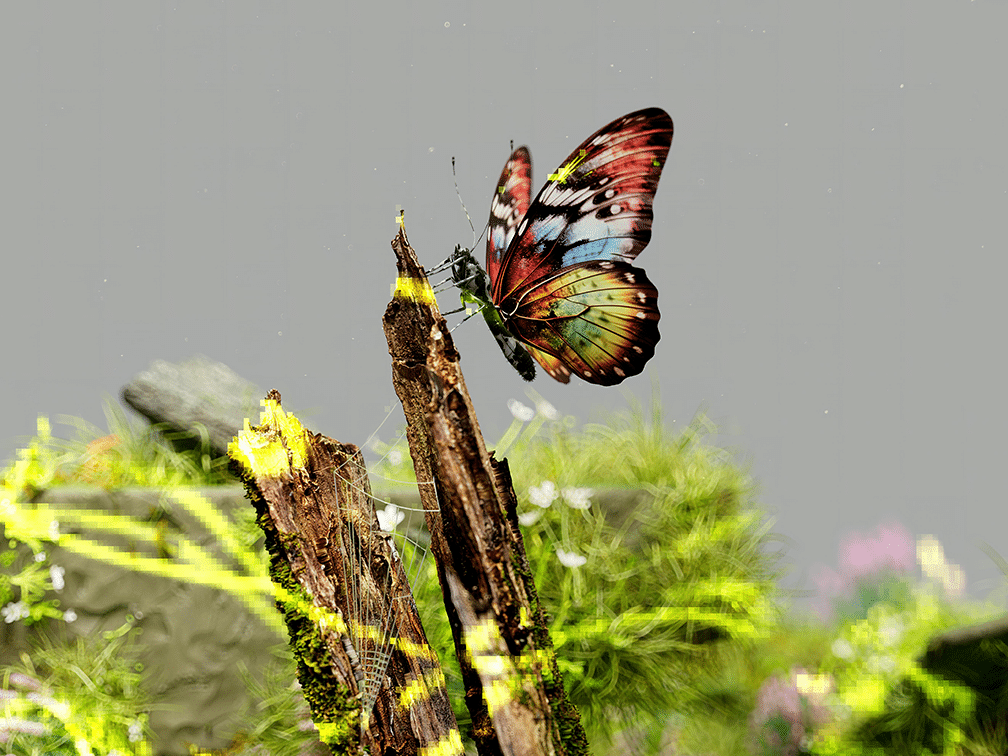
446,302 -> 487,330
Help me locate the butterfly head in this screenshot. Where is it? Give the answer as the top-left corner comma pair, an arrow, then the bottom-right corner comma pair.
450,245 -> 494,308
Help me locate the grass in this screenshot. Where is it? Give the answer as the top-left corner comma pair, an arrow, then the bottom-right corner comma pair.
2,392 -> 1007,755
1,395 -> 236,499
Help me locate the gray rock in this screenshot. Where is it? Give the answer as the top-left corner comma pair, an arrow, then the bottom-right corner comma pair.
0,485 -> 291,756
121,355 -> 263,458
920,612 -> 1008,693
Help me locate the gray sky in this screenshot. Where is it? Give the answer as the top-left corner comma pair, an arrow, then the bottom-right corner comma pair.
3,2 -> 1006,617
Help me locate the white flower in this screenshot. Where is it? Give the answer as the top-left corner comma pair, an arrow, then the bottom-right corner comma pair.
867,654 -> 896,675
2,601 -> 29,624
528,481 -> 558,508
518,511 -> 542,527
1,717 -> 46,736
40,695 -> 70,720
793,670 -> 833,702
507,399 -> 535,422
556,549 -> 587,568
878,616 -> 903,647
35,551 -> 46,562
377,504 -> 405,532
48,520 -> 60,540
387,448 -> 403,467
918,537 -> 944,580
943,563 -> 967,598
128,720 -> 143,742
0,497 -> 14,515
831,638 -> 854,659
562,487 -> 593,510
918,535 -> 966,598
49,565 -> 65,592
536,399 -> 559,420
7,672 -> 41,691
63,609 -> 77,623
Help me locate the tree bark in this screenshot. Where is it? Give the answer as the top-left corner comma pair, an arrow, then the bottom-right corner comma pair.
229,392 -> 460,755
382,223 -> 588,756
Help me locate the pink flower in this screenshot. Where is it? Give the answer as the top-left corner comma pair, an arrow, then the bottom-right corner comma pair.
838,521 -> 915,580
812,521 -> 916,624
748,668 -> 831,756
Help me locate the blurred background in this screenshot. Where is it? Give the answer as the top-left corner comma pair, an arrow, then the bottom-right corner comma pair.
2,1 -> 1006,618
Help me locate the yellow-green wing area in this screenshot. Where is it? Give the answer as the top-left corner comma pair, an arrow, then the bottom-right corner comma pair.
505,260 -> 659,386
524,343 -> 572,384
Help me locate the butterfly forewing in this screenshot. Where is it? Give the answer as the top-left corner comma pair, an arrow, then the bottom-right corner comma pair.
486,146 -> 532,287
507,260 -> 660,386
492,108 -> 673,306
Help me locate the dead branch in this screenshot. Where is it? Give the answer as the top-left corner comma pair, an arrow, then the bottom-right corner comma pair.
382,222 -> 588,756
229,394 -> 460,755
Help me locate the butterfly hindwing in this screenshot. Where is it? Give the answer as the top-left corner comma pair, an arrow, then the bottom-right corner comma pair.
523,343 -> 572,384
492,108 -> 673,307
506,260 -> 660,386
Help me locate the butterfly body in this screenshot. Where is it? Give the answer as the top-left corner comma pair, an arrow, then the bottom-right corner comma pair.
454,107 -> 673,385
451,245 -> 537,381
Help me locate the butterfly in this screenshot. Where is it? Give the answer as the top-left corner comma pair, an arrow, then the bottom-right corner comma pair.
451,107 -> 673,385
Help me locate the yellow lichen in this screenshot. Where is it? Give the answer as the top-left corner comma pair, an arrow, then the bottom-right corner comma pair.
228,396 -> 311,479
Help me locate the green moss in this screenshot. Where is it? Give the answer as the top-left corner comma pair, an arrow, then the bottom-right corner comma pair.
225,397 -> 369,753
261,519 -> 360,753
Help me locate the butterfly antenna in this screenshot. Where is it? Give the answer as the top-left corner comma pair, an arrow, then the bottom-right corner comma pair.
452,157 -> 488,249
451,156 -> 478,249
